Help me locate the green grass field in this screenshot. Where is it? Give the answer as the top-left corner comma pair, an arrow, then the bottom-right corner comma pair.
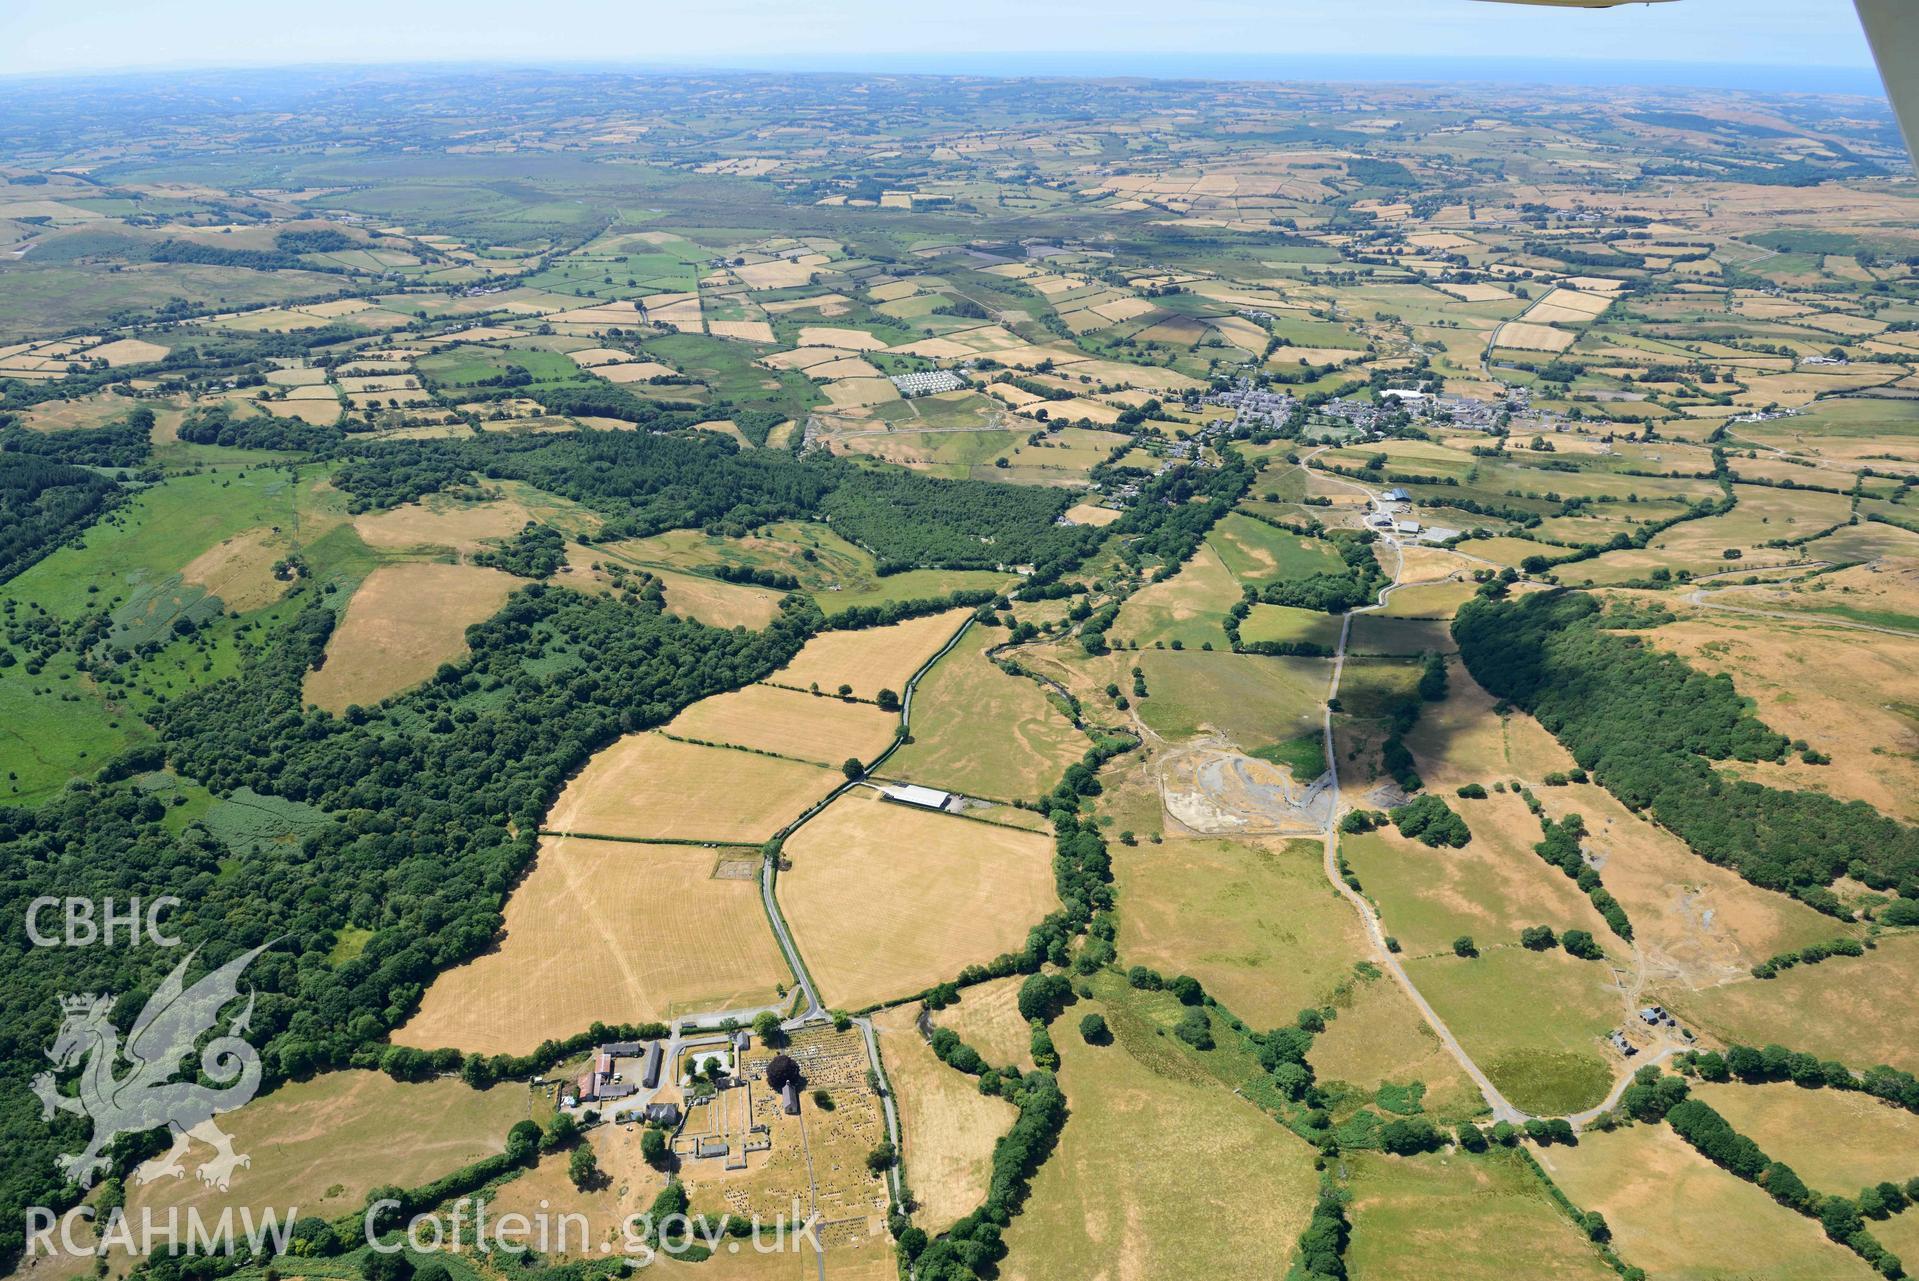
594,519 -> 1009,615
1251,731 -> 1328,779
1115,836 -> 1363,1029
1207,512 -> 1344,586
0,462 -> 394,803
1401,948 -> 1617,1115
1240,603 -> 1342,649
1133,650 -> 1329,748
885,629 -> 1086,801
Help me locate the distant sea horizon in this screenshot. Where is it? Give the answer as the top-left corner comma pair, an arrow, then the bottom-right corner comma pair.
706,52 -> 1886,97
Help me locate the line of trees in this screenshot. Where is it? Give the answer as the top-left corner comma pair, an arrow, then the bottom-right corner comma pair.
1665,1095 -> 1903,1277
1530,811 -> 1632,940
1751,936 -> 1867,981
1678,1043 -> 1919,1115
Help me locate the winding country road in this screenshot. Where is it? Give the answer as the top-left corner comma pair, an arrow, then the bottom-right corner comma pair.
1317,563 -> 1530,1120
746,612 -> 974,1277
756,611 -> 981,1026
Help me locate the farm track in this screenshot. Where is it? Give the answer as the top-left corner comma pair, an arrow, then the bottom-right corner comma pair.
1684,582 -> 1919,638
1307,451 -> 1531,1125
1309,449 -> 1690,1122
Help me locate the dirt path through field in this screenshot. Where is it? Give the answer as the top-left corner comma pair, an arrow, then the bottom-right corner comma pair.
1308,450 -> 1531,1124
1685,582 -> 1919,638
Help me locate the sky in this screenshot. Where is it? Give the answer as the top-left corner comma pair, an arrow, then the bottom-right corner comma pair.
0,0 -> 1880,84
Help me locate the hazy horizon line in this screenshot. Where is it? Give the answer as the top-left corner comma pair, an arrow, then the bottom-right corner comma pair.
0,52 -> 1886,98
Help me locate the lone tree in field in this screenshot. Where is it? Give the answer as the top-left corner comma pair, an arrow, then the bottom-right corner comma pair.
1453,935 -> 1478,958
876,688 -> 900,712
362,1253 -> 412,1281
568,1144 -> 600,1190
1079,1013 -> 1110,1045
641,1126 -> 669,1169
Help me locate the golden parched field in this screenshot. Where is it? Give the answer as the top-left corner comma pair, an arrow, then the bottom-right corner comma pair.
180,525 -> 309,613
666,682 -> 900,766
558,544 -> 790,629
1398,664 -> 1840,989
1663,934 -> 1919,1076
1545,1123 -> 1878,1281
1645,611 -> 1919,824
873,1003 -> 1017,1233
395,837 -> 789,1055
929,974 -> 1038,1072
1344,1148 -> 1616,1281
547,733 -> 841,842
657,567 -> 787,629
304,562 -> 519,712
1342,792 -> 1612,957
778,790 -> 1055,1010
352,493 -> 538,554
767,608 -> 968,701
1534,782 -> 1842,992
1691,1082 -> 1919,1192
119,1072 -> 522,1239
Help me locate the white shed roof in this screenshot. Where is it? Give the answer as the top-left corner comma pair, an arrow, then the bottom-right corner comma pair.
881,784 -> 954,809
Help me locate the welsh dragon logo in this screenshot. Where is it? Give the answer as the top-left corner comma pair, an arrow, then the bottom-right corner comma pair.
33,944 -> 269,1191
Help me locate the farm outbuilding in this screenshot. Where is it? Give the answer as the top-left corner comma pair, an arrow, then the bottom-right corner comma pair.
879,783 -> 954,811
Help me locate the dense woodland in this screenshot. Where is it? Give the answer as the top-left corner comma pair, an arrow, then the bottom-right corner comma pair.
1455,590 -> 1919,911
332,430 -> 1089,572
0,453 -> 126,584
175,403 -> 343,453
0,582 -> 821,1263
1,406 -> 155,469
